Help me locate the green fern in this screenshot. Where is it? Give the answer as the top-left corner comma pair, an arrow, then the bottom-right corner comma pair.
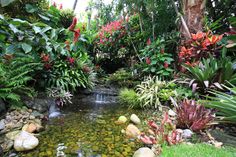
0,57 -> 41,102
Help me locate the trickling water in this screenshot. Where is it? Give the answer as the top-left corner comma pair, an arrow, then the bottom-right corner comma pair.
95,93 -> 107,104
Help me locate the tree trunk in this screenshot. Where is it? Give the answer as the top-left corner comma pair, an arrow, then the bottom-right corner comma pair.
73,0 -> 78,11
180,0 -> 206,39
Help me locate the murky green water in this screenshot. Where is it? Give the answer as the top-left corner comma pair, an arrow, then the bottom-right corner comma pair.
20,96 -> 148,157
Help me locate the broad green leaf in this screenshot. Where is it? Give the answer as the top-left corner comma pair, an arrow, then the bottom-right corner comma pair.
33,26 -> 41,34
21,43 -> 32,53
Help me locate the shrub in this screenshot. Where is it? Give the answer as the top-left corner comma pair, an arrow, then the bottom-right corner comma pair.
182,56 -> 236,93
176,99 -> 215,132
139,112 -> 182,155
107,69 -> 139,87
140,38 -> 174,79
0,56 -> 41,102
118,88 -> 140,108
136,76 -> 177,109
204,85 -> 236,123
178,31 -> 223,67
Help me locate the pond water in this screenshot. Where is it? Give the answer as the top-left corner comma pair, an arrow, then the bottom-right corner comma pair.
20,93 -> 147,157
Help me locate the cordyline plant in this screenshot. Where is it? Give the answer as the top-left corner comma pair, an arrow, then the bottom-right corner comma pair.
178,31 -> 223,71
176,99 -> 215,132
139,112 -> 182,155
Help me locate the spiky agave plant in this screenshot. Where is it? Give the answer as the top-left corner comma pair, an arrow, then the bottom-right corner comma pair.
176,99 -> 215,132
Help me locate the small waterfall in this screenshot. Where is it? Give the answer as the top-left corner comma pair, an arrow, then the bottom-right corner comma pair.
95,93 -> 107,104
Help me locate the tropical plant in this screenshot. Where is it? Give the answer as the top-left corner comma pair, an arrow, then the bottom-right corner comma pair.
204,85 -> 236,123
136,76 -> 177,109
139,112 -> 182,155
0,56 -> 41,102
47,87 -> 73,107
0,14 -> 96,93
182,56 -> 236,93
178,31 -> 223,68
107,69 -> 139,87
118,88 -> 140,108
140,38 -> 174,78
175,99 -> 215,132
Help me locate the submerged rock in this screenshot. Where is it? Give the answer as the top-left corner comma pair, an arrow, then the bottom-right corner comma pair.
133,147 -> 155,157
14,131 -> 39,151
116,116 -> 127,124
130,114 -> 141,125
126,124 -> 141,138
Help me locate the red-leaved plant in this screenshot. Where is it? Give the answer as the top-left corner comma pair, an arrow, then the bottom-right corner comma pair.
139,112 -> 182,155
179,31 -> 223,69
176,99 -> 215,132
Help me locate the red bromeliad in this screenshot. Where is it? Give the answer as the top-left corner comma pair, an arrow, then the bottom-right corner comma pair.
176,99 -> 215,132
41,54 -> 50,62
146,57 -> 151,65
164,62 -> 169,69
67,57 -> 75,65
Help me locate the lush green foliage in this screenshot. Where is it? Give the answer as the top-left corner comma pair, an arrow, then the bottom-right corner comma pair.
107,69 -> 139,87
162,144 -> 236,157
0,14 -> 95,93
204,85 -> 236,123
136,76 -> 177,109
0,57 -> 40,101
176,99 -> 215,132
182,56 -> 236,93
140,38 -> 174,78
118,88 -> 140,108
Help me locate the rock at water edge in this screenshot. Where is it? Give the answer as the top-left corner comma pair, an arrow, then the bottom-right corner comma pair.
116,116 -> 127,124
14,131 -> 39,151
133,147 -> 155,157
125,124 -> 141,138
130,114 -> 141,125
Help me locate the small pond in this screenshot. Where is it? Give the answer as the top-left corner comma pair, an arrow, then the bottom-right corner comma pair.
20,92 -> 148,157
